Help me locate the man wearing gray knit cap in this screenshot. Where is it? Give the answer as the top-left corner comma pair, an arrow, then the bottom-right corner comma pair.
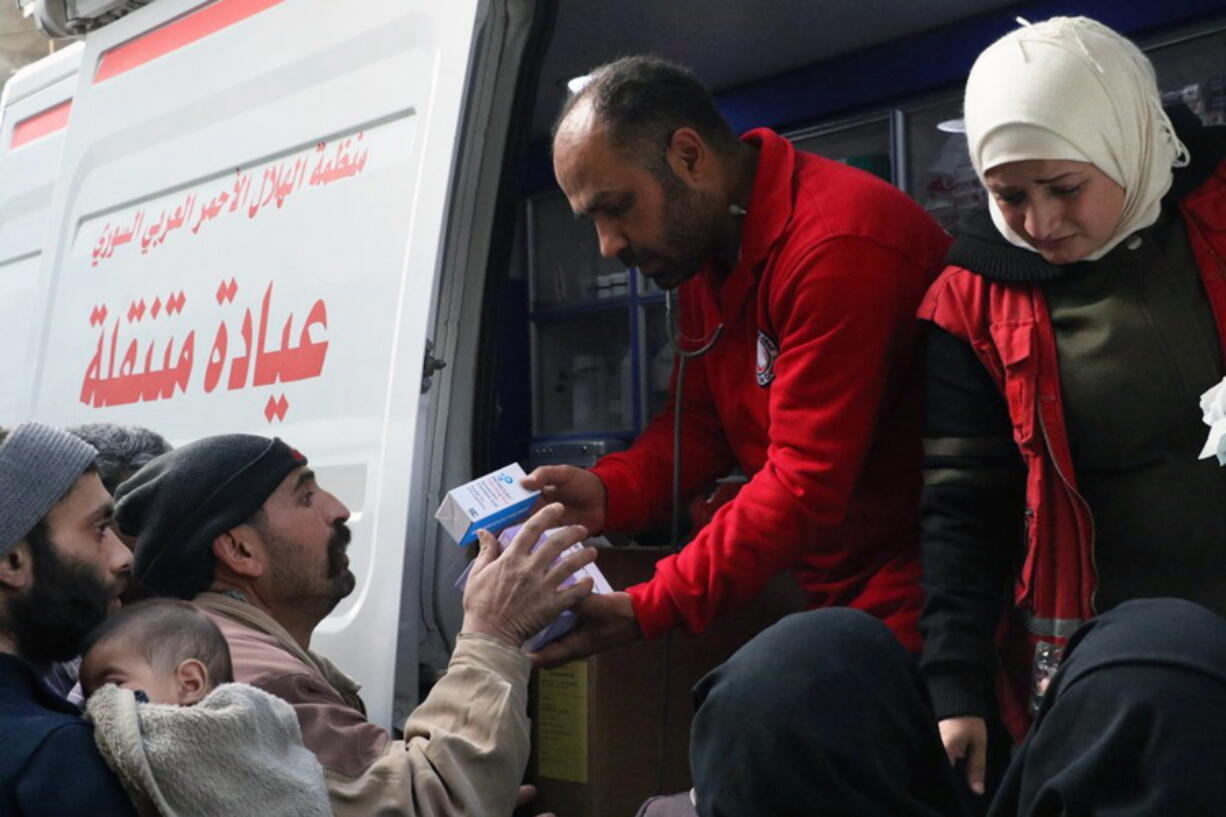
0,423 -> 136,816
115,432 -> 598,817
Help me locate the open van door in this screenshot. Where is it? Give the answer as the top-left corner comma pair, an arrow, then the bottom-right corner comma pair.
12,0 -> 546,728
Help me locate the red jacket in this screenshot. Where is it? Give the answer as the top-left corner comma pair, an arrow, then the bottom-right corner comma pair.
591,129 -> 951,651
918,154 -> 1226,738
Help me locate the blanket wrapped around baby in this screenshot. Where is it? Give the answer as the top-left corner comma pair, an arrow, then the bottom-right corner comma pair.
86,682 -> 331,817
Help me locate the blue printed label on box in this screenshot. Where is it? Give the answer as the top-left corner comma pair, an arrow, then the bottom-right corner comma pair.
434,463 -> 540,545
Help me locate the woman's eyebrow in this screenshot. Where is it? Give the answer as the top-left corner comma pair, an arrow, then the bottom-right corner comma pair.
1035,171 -> 1081,184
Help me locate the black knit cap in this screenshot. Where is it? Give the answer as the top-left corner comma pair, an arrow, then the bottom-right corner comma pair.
114,434 -> 307,599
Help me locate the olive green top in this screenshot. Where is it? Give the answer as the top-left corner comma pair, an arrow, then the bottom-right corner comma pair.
1046,209 -> 1226,615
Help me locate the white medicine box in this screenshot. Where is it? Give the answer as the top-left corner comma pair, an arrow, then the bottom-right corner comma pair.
434,463 -> 540,546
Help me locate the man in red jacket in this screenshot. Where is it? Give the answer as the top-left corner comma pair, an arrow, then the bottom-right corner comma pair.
526,56 -> 950,664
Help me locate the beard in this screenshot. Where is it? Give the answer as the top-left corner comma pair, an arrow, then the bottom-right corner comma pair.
619,169 -> 721,290
266,521 -> 355,618
5,529 -> 114,668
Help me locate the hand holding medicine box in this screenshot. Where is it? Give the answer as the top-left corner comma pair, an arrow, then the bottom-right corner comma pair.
434,463 -> 539,545
454,524 -> 614,652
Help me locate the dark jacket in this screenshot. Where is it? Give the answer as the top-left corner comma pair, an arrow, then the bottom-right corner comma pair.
0,653 -> 137,817
990,598 -> 1226,817
916,110 -> 1226,739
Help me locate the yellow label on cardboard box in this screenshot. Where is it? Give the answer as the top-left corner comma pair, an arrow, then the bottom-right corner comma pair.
537,661 -> 588,783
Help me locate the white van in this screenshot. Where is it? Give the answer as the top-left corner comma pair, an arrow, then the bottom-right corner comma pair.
3,0 -> 1223,750
0,0 -> 548,729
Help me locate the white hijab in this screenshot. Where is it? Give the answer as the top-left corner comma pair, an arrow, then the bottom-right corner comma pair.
963,16 -> 1189,261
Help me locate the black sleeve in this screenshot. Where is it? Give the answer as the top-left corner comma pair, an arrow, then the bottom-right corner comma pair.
918,324 -> 1025,720
18,724 -> 139,817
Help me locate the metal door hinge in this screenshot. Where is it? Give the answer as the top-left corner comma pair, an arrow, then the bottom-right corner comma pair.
421,340 -> 447,394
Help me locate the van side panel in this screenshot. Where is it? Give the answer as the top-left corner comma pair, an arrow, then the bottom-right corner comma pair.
0,45 -> 84,426
24,0 -> 481,727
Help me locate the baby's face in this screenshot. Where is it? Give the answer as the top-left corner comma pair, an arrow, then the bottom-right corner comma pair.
80,636 -> 183,705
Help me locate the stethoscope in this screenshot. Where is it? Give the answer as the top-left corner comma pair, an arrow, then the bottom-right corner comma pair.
665,288 -> 724,358
663,290 -> 721,553
656,202 -> 749,551
662,201 -> 744,359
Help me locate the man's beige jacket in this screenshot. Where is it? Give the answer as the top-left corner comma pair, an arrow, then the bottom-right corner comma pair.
195,592 -> 530,817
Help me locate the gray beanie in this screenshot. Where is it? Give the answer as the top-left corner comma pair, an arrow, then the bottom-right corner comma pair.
114,434 -> 307,599
0,423 -> 99,555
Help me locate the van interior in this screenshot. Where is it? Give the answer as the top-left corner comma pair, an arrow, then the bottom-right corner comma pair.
408,3 -> 1225,806
422,0 -> 1226,657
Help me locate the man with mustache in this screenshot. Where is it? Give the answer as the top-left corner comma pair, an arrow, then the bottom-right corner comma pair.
115,434 -> 593,817
527,56 -> 951,663
0,423 -> 136,816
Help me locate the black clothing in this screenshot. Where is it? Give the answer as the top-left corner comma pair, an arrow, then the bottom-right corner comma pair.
0,653 -> 137,817
920,326 -> 1025,720
690,609 -> 965,817
690,599 -> 1226,817
990,598 -> 1226,816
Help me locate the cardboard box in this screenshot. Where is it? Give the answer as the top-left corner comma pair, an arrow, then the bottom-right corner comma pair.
525,546 -> 805,817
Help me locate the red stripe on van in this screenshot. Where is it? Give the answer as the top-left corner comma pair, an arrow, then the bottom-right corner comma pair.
94,0 -> 283,83
10,100 -> 72,149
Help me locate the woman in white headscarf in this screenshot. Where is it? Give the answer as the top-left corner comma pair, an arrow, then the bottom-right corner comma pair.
916,15 -> 1226,799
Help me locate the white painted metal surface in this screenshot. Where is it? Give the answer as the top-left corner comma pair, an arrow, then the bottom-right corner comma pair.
2,0 -> 486,728
0,43 -> 83,427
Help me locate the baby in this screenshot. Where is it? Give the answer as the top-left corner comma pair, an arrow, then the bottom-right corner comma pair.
79,599 -> 330,817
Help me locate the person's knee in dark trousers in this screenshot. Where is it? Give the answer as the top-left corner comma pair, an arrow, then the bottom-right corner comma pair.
990,597 -> 1226,817
690,608 -> 967,817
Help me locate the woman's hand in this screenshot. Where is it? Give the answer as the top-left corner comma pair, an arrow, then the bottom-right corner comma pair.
939,716 -> 988,795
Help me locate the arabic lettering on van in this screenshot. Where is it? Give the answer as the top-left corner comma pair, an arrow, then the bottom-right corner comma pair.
89,134 -> 370,267
80,279 -> 328,423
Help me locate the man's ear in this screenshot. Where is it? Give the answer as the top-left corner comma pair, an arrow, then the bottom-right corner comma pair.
174,658 -> 210,705
210,527 -> 264,580
665,127 -> 709,184
0,542 -> 35,592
